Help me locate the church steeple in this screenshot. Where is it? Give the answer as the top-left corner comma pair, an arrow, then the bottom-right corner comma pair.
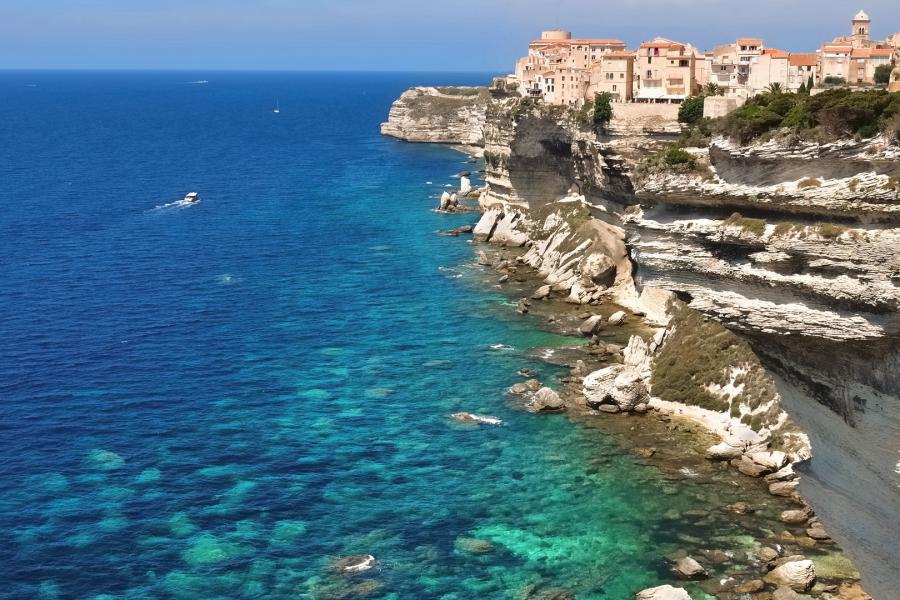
852,10 -> 871,46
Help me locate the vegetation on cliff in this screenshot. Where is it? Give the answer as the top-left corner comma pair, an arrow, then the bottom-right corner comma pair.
715,88 -> 900,144
652,309 -> 784,434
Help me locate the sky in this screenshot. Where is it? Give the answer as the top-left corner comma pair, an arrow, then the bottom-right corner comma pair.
1,0 -> 899,71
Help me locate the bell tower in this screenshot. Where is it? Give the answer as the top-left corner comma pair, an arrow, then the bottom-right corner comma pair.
851,10 -> 871,47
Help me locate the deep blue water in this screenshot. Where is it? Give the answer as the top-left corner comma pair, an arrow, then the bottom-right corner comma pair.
0,72 -> 761,600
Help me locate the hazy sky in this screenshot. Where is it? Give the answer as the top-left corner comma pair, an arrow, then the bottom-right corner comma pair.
2,1 -> 899,70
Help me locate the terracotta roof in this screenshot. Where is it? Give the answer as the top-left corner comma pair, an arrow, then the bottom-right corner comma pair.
789,53 -> 818,67
871,48 -> 894,56
640,41 -> 673,48
763,49 -> 790,59
822,45 -> 852,53
737,38 -> 763,46
604,50 -> 636,58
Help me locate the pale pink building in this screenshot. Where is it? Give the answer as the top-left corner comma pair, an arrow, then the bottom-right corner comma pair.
515,31 -> 626,105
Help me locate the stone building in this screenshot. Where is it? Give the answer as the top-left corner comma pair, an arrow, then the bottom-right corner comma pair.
635,38 -> 699,102
515,31 -> 626,106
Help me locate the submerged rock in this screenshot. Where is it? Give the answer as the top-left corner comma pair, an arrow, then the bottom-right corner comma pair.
527,387 -> 565,412
510,380 -> 542,395
672,556 -> 708,580
451,412 -> 503,426
454,537 -> 495,555
333,554 -> 377,574
635,584 -> 692,600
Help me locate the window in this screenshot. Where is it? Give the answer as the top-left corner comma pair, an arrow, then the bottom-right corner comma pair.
612,85 -> 617,91
680,60 -> 689,67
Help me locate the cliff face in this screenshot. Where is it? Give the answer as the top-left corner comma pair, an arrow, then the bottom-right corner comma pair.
383,88 -> 900,599
380,86 -> 489,145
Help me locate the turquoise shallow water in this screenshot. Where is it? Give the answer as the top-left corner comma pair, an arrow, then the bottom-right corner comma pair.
1,71 -> 789,600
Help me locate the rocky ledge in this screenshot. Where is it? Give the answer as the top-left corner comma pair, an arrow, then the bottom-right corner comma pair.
380,86 -> 489,145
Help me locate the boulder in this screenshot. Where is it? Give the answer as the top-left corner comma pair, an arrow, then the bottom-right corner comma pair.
498,275 -> 509,284
516,298 -> 530,314
764,560 -> 816,592
769,480 -> 799,497
750,451 -> 790,471
579,315 -> 604,336
757,546 -> 781,562
477,250 -> 492,266
780,509 -> 810,524
532,285 -> 552,300
583,365 -> 648,412
806,522 -> 831,541
635,447 -> 657,458
582,252 -> 617,286
672,556 -> 708,579
608,310 -> 627,326
439,191 -> 452,210
528,387 -> 565,412
635,585 -> 692,600
731,455 -> 772,478
705,442 -> 744,461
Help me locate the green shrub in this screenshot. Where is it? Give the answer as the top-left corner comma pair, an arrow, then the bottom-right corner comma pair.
593,92 -> 613,133
723,212 -> 766,236
816,223 -> 847,239
716,104 -> 784,144
773,222 -> 799,236
875,64 -> 894,86
663,146 -> 695,167
651,309 -> 775,413
823,76 -> 847,86
711,88 -> 900,144
678,96 -> 705,124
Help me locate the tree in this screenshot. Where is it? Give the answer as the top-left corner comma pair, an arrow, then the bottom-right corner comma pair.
593,92 -> 613,133
765,82 -> 784,95
807,75 -> 815,91
678,95 -> 706,124
823,76 -> 847,86
703,83 -> 724,97
875,63 -> 894,86
798,80 -> 807,94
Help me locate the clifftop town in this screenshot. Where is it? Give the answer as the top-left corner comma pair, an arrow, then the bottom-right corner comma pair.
508,10 -> 900,108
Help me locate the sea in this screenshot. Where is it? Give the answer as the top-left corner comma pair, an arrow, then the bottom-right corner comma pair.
0,71 -> 772,600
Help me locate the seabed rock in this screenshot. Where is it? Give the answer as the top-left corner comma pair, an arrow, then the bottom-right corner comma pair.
672,556 -> 708,579
510,380 -> 542,395
527,387 -> 565,412
332,554 -> 376,574
451,412 -> 503,426
635,584 -> 692,600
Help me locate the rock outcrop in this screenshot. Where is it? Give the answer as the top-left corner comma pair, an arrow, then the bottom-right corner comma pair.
381,87 -> 489,145
635,585 -> 692,600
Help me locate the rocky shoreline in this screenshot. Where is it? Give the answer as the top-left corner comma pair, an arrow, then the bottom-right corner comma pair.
421,159 -> 869,599
381,83 -> 900,599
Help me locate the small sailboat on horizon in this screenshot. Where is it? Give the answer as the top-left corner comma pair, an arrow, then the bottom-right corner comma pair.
273,99 -> 280,114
